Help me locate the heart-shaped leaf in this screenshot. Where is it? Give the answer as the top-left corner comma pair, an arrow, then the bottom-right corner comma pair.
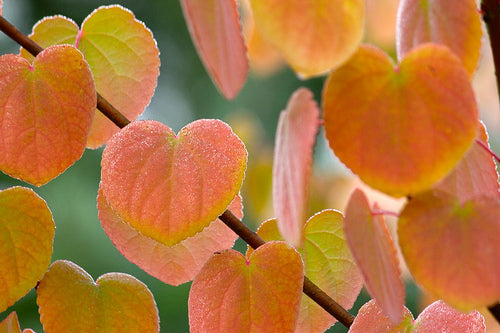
22,5 -> 160,148
0,45 -> 95,185
98,188 -> 242,286
249,0 -> 365,78
189,242 -> 303,333
273,87 -> 319,247
100,119 -> 247,246
180,0 -> 248,99
344,189 -> 405,324
434,123 -> 500,202
322,43 -> 478,196
0,187 -> 55,313
37,260 -> 159,333
412,300 -> 486,332
397,0 -> 482,76
249,211 -> 363,333
348,299 -> 414,333
350,299 -> 486,332
398,191 -> 500,309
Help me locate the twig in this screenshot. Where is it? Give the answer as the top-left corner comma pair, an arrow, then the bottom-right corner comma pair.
488,303 -> 500,325
218,210 -> 355,328
482,0 -> 500,326
0,14 -> 355,329
482,0 -> 500,105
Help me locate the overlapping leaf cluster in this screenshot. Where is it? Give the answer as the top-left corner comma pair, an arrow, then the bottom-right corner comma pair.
0,0 -> 498,332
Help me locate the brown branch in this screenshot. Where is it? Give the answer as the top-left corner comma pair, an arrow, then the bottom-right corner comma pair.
0,14 -> 355,329
482,0 -> 500,106
219,210 -> 355,328
0,15 -> 132,128
489,303 -> 500,326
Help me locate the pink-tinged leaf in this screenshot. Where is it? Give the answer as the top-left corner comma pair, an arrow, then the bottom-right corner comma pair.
413,300 -> 486,333
0,45 -> 95,185
398,191 -> 500,310
180,0 -> 248,99
37,260 -> 159,333
249,212 -> 363,333
250,0 -> 365,78
98,188 -> 242,286
21,5 -> 160,148
0,312 -> 21,333
349,299 -> 414,333
100,119 -> 247,247
344,189 -> 405,324
397,0 -> 482,76
322,44 -> 478,196
273,87 -> 320,248
189,242 -> 303,333
0,187 -> 55,313
434,123 -> 500,202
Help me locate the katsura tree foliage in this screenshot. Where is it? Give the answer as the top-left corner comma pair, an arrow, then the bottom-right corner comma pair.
0,0 -> 499,332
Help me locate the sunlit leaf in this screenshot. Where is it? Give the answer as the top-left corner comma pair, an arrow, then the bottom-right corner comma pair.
299,210 -> 363,332
273,87 -> 319,247
0,312 -> 21,333
0,187 -> 54,313
434,123 -> 500,202
98,189 -> 242,286
365,0 -> 399,48
0,45 -> 95,185
412,300 -> 486,333
398,191 -> 500,310
397,0 -> 482,76
348,299 -> 413,333
344,189 -> 405,324
189,242 -> 303,333
21,5 -> 160,148
37,260 -> 159,333
180,0 -> 248,99
100,119 -> 247,247
240,0 -> 284,76
322,44 -> 478,196
249,211 -> 362,333
250,0 -> 365,78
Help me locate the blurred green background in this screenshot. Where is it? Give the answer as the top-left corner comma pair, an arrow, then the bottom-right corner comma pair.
0,0 -> 497,332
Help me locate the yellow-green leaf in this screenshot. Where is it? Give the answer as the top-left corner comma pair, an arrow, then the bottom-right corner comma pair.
0,187 -> 54,312
37,260 -> 159,333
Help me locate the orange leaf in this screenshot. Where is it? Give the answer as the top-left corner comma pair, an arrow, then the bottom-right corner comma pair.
0,187 -> 54,313
189,242 -> 303,333
273,87 -> 319,247
0,312 -> 21,333
348,299 -> 414,333
413,300 -> 486,332
37,260 -> 159,333
344,189 -> 405,324
249,212 -> 362,333
322,44 -> 478,196
0,45 -> 95,185
98,188 -> 242,286
398,191 -> 500,310
434,123 -> 500,202
250,0 -> 365,78
397,0 -> 482,76
180,0 -> 248,99
240,0 -> 284,76
22,5 -> 160,148
100,119 -> 247,246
